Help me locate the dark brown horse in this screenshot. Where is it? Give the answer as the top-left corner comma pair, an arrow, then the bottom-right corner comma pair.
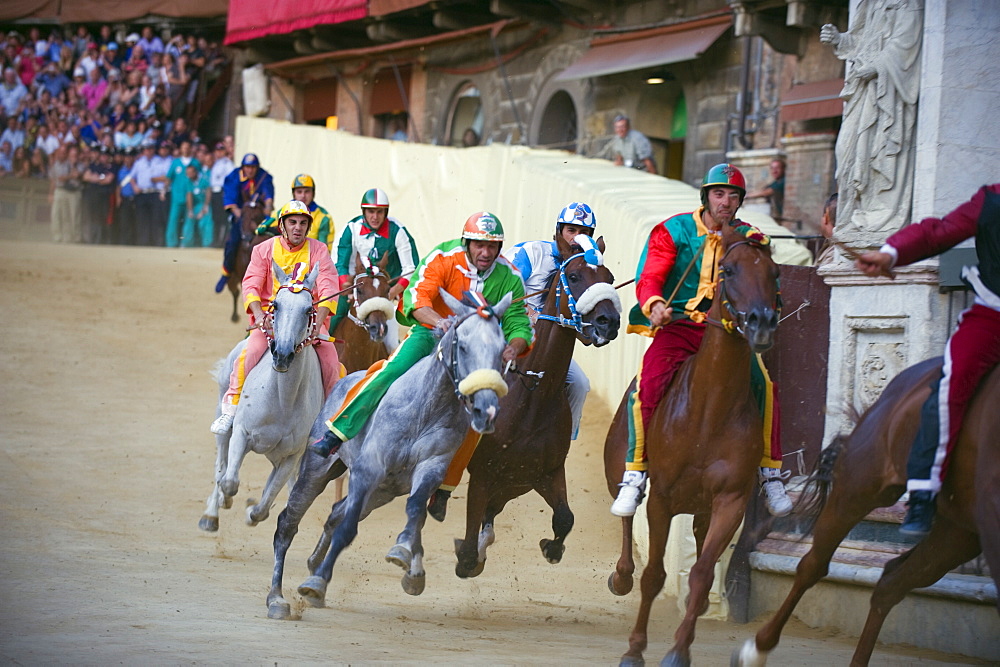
226,196 -> 267,322
454,234 -> 621,578
733,358 -> 1000,667
604,220 -> 781,667
332,252 -> 395,374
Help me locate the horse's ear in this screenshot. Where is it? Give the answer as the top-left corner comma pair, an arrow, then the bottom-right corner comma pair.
304,262 -> 320,290
439,288 -> 472,318
596,235 -> 606,254
377,251 -> 390,270
272,259 -> 290,284
492,291 -> 513,319
354,252 -> 366,274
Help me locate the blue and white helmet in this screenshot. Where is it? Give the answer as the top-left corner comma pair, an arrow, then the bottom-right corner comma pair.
555,202 -> 597,236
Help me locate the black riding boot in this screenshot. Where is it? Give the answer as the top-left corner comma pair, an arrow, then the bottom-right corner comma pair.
427,489 -> 451,522
310,431 -> 343,458
900,491 -> 936,537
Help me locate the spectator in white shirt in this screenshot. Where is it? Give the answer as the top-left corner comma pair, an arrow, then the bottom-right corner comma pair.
35,124 -> 60,156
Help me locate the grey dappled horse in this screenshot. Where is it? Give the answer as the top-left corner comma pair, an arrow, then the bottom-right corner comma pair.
199,261 -> 326,532
265,289 -> 511,620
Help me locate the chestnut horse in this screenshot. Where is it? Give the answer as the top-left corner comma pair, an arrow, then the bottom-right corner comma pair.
332,252 -> 396,374
604,220 -> 781,667
454,234 -> 621,578
226,195 -> 267,322
733,358 -> 1000,666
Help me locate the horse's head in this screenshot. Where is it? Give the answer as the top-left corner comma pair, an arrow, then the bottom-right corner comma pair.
438,288 -> 511,434
713,222 -> 781,353
551,233 -> 621,346
269,260 -> 320,371
241,195 -> 268,237
350,251 -> 395,342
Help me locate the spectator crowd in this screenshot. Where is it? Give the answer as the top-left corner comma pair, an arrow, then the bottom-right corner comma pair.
0,24 -> 231,247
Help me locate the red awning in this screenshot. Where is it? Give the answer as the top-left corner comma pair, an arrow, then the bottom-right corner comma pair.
556,14 -> 732,81
225,0 -> 368,45
780,79 -> 845,123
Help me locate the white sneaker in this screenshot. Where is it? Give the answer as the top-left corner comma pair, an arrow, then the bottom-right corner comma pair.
760,467 -> 792,517
210,412 -> 235,435
611,471 -> 647,517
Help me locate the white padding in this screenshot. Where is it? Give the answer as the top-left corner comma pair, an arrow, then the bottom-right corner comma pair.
355,296 -> 395,321
457,368 -> 509,398
575,282 -> 621,315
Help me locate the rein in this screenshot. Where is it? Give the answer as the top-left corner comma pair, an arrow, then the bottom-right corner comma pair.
534,251 -> 592,335
251,282 -> 322,354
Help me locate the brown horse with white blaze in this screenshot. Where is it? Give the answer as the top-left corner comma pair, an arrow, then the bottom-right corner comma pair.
332,251 -> 396,374
604,219 -> 781,667
733,357 -> 1000,666
454,234 -> 621,578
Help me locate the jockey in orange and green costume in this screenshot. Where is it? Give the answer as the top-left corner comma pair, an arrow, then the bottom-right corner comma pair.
610,164 -> 792,518
310,211 -> 533,461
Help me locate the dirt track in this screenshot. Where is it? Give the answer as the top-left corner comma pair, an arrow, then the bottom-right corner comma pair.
0,238 -> 978,664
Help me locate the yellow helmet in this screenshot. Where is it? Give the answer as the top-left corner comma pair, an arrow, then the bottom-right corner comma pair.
278,199 -> 311,221
291,173 -> 315,192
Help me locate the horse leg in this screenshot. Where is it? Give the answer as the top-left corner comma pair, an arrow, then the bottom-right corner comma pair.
621,494 -> 673,667
199,433 -> 230,531
973,467 -> 1000,614
267,455 -> 343,619
609,515 -> 636,596
219,430 -> 250,500
851,519 -> 980,666
456,474 -> 491,579
229,282 -> 239,323
736,490 -> 901,666
535,466 -> 574,564
387,472 -> 437,596
665,497 -> 745,667
247,452 -> 301,527
297,476 -> 368,605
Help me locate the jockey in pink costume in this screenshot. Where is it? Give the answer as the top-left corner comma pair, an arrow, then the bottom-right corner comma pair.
210,200 -> 342,434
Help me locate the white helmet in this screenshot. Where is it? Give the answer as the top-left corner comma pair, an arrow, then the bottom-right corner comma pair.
555,202 -> 597,235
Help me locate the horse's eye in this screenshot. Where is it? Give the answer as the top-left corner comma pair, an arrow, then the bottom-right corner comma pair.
722,265 -> 735,277
567,272 -> 580,283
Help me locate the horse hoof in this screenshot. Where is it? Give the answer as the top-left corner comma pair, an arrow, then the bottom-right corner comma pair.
539,538 -> 565,564
245,505 -> 260,527
660,650 -> 690,667
222,495 -> 233,510
731,639 -> 767,667
198,515 -> 219,532
386,545 -> 412,571
619,654 -> 644,667
456,558 -> 485,579
297,575 -> 328,604
608,571 -> 633,596
267,599 -> 291,620
402,572 -> 426,596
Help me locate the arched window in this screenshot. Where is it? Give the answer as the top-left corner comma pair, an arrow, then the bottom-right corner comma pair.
446,83 -> 483,147
536,90 -> 577,152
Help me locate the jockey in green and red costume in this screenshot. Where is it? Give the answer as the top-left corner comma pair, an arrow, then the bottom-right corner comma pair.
310,211 -> 533,458
326,187 -> 420,337
610,163 -> 792,518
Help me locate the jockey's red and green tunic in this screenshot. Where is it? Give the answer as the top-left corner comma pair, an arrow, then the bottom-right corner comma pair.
399,238 -> 534,346
628,207 -> 766,335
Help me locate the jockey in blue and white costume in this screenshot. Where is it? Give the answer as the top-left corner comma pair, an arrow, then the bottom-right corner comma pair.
503,202 -> 598,439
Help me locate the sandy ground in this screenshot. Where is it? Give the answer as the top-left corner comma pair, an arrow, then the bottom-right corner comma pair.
0,237 -> 982,665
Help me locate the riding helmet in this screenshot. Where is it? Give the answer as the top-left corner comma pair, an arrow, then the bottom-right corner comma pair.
277,199 -> 311,221
291,173 -> 315,192
360,188 -> 389,209
700,163 -> 746,207
555,202 -> 597,236
461,212 -> 505,244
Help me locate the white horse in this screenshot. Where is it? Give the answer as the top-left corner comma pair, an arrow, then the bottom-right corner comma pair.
265,289 -> 512,619
199,261 -> 326,531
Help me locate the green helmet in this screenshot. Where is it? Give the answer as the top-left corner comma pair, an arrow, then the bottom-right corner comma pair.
360,187 -> 389,208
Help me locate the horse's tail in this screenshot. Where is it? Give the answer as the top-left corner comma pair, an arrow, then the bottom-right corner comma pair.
792,434 -> 847,537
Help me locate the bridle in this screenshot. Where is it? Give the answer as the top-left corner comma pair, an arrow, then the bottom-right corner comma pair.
259,282 -> 322,354
705,240 -> 782,335
534,252 -> 590,335
435,306 -> 497,413
347,264 -> 389,329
